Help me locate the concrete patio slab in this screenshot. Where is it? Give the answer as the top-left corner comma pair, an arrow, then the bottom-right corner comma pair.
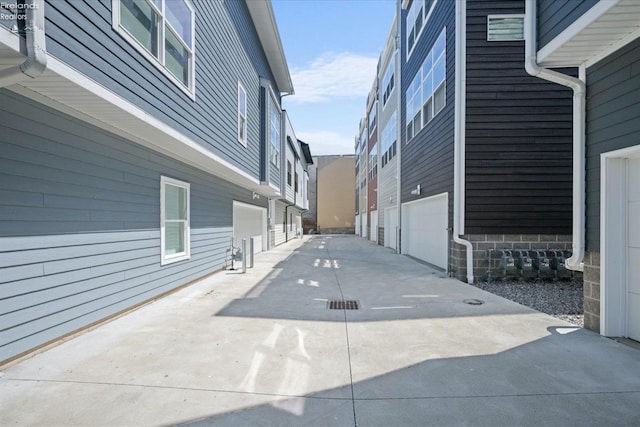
1,235 -> 639,426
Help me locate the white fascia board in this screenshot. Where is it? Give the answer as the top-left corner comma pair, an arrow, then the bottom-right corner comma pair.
10,53 -> 279,198
245,0 -> 294,95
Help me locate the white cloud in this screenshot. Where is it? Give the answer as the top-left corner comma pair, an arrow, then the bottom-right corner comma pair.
296,130 -> 355,156
289,52 -> 378,103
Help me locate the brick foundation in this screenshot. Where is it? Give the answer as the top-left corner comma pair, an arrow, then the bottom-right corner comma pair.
583,251 -> 600,333
449,234 -> 578,283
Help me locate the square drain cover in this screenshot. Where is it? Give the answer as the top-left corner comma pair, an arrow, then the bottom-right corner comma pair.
327,300 -> 360,310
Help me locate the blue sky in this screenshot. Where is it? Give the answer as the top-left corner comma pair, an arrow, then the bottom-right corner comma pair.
272,0 -> 396,156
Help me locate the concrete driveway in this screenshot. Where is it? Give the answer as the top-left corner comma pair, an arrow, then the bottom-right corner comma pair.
1,235 -> 639,426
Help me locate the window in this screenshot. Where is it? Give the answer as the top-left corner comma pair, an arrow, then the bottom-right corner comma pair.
238,82 -> 247,146
487,15 -> 525,41
294,171 -> 299,193
269,97 -> 280,167
113,0 -> 195,94
406,0 -> 437,58
405,28 -> 446,142
160,176 -> 190,265
287,160 -> 292,186
368,103 -> 377,136
382,58 -> 395,106
406,0 -> 424,57
381,114 -> 397,168
368,143 -> 378,180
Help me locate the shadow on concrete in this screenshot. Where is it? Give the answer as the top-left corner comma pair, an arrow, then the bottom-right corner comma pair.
178,326 -> 640,426
215,235 -> 538,323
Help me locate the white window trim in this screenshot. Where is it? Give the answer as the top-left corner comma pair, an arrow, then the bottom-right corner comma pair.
368,102 -> 377,136
406,0 -> 439,61
382,59 -> 395,108
486,14 -> 525,42
268,94 -> 281,168
238,81 -> 248,147
112,0 -> 196,99
160,176 -> 191,265
405,27 -> 446,143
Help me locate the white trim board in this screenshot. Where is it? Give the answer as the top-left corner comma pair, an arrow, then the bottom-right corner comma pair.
600,144 -> 640,337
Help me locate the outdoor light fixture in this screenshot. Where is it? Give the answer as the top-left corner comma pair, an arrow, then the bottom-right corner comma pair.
410,184 -> 421,195
252,192 -> 260,200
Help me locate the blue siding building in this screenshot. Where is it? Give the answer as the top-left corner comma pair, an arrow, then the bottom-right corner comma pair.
0,0 -> 299,363
533,0 -> 640,338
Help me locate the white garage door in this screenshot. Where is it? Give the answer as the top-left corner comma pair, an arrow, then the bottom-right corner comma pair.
628,157 -> 640,341
370,210 -> 378,243
355,214 -> 361,236
361,213 -> 368,239
233,201 -> 267,253
385,206 -> 398,250
402,192 -> 448,270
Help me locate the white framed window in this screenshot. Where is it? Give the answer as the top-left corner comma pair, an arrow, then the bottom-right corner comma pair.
405,28 -> 446,142
269,97 -> 280,167
287,160 -> 292,186
238,82 -> 247,146
368,143 -> 378,180
405,72 -> 422,141
382,58 -> 395,107
368,102 -> 377,136
487,15 -> 525,41
160,176 -> 190,265
112,0 -> 195,96
381,113 -> 397,168
406,0 -> 438,59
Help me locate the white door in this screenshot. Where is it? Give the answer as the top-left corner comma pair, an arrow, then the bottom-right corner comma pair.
627,157 -> 640,341
361,213 -> 368,239
401,193 -> 448,270
233,201 -> 267,253
370,210 -> 378,243
355,215 -> 361,236
385,206 -> 398,250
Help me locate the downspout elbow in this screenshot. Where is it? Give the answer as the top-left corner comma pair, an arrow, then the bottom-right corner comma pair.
0,0 -> 47,88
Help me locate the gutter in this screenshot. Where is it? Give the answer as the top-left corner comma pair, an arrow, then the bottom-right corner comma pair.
453,0 -> 474,284
0,0 -> 47,88
524,0 -> 585,272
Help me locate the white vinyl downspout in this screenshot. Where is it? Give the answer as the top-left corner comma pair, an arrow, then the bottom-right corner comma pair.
454,0 -> 474,284
0,0 -> 47,88
524,0 -> 585,271
395,0 -> 402,254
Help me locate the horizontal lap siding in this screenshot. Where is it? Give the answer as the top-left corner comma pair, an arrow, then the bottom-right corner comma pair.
0,92 -> 266,362
43,0 -> 269,179
585,38 -> 640,250
401,0 -> 455,205
537,0 -> 599,49
465,0 -> 574,235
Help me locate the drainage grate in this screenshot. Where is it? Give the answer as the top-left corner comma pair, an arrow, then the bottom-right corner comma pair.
327,299 -> 360,310
463,298 -> 485,305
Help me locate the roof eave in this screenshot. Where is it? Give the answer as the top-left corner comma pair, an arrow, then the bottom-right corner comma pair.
245,0 -> 294,95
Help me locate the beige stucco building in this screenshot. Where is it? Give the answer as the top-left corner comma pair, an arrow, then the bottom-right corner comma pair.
306,155 -> 355,234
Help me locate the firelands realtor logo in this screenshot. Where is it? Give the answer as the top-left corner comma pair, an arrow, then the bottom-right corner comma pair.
1,1 -> 38,21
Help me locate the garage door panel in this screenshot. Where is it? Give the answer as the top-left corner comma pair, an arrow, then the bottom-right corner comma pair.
628,158 -> 640,202
629,248 -> 640,294
385,207 -> 398,250
629,201 -> 640,248
628,157 -> 640,341
402,194 -> 448,270
628,293 -> 640,341
233,202 -> 266,253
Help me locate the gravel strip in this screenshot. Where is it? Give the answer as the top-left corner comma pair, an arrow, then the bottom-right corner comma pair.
472,279 -> 584,327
